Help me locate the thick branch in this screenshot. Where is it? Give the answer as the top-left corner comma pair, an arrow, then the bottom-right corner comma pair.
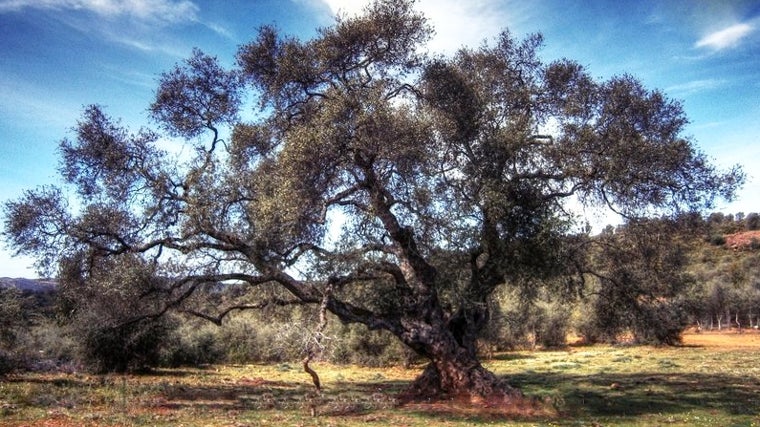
181,298 -> 306,326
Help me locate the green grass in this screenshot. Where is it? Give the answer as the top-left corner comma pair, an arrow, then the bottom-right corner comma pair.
2,337 -> 760,426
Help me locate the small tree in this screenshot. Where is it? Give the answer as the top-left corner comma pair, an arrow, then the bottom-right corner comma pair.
582,219 -> 696,345
57,253 -> 176,372
3,0 -> 742,399
746,213 -> 760,231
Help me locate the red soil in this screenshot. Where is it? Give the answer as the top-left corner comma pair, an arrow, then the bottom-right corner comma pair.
724,230 -> 760,250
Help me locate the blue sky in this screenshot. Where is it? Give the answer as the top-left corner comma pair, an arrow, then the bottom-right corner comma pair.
0,0 -> 758,277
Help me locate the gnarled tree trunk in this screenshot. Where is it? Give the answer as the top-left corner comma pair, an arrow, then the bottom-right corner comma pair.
394,305 -> 521,401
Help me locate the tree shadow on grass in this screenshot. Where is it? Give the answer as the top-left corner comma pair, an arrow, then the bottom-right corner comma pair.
397,369 -> 760,423
150,376 -> 408,416
508,370 -> 760,418
3,369 -> 406,416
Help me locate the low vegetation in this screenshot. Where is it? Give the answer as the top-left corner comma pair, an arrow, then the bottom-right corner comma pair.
2,333 -> 759,426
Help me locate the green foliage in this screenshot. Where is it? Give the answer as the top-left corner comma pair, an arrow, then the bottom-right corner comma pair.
0,286 -> 23,348
164,320 -> 225,367
329,323 -> 418,367
707,234 -> 726,245
479,295 -> 537,351
56,253 -> 176,373
534,302 -> 572,348
79,317 -> 176,373
165,310 -> 418,367
580,219 -> 696,345
746,212 -> 760,230
0,349 -> 17,375
213,311 -> 310,364
479,289 -> 572,350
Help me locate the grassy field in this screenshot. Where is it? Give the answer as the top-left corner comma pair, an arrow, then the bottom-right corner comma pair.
2,332 -> 760,426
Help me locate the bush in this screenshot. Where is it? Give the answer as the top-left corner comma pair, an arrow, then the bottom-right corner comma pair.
631,301 -> 688,345
78,317 -> 177,373
9,318 -> 80,372
164,320 -> 224,367
162,309 -> 420,368
164,309 -> 313,365
750,238 -> 760,251
575,295 -> 625,344
479,290 -> 540,351
479,289 -> 574,351
216,310 -> 312,363
328,323 -> 418,367
0,349 -> 18,375
534,303 -> 572,348
746,213 -> 760,231
0,286 -> 23,348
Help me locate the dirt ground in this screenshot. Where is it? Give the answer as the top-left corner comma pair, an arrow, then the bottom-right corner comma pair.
682,329 -> 760,348
724,230 -> 760,250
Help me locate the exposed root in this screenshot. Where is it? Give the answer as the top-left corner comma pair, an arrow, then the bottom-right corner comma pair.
397,362 -> 556,418
399,362 -> 521,400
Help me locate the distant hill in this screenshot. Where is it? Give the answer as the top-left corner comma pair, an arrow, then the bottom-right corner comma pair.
0,277 -> 57,293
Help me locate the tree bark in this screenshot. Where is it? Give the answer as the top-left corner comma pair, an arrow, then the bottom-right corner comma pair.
396,311 -> 521,401
404,352 -> 520,401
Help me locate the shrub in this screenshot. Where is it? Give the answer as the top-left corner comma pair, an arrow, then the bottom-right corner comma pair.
0,349 -> 18,375
750,238 -> 760,251
78,317 -> 177,373
0,286 -> 23,348
746,213 -> 760,231
631,301 -> 688,345
328,323 -> 418,367
162,318 -> 224,367
534,303 -> 572,348
477,297 -> 572,350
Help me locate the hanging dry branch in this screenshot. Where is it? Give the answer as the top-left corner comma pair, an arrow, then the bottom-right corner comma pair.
303,284 -> 332,391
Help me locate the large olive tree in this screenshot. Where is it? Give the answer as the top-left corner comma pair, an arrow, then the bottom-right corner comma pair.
3,0 -> 742,399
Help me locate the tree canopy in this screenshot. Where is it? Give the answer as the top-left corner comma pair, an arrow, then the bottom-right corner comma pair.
2,0 -> 743,399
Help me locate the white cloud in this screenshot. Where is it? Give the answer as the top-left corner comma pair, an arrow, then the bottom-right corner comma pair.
0,0 -> 199,24
696,22 -> 754,51
666,79 -> 726,96
421,0 -> 516,54
0,0 -> 215,58
322,0 -> 364,16
321,0 -> 526,54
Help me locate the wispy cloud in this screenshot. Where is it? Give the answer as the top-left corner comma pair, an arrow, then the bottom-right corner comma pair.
0,0 -> 199,25
0,74 -> 78,130
666,79 -> 726,96
696,22 -> 755,51
0,0 -> 233,57
202,21 -> 236,41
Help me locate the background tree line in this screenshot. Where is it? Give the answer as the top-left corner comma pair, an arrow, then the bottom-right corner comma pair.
2,210 -> 759,374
